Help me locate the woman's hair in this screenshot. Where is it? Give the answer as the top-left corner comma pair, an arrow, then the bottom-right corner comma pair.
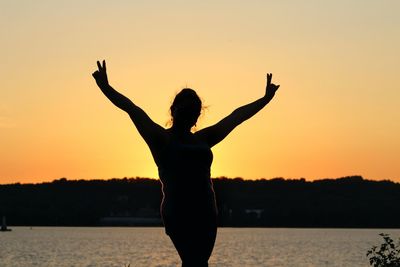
169,88 -> 202,129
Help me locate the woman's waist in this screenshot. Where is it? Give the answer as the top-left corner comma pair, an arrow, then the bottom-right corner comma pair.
161,196 -> 218,218
162,186 -> 215,202
161,190 -> 217,209
161,182 -> 215,198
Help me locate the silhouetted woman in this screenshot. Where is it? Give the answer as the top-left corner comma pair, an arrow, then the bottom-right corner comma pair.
92,60 -> 280,266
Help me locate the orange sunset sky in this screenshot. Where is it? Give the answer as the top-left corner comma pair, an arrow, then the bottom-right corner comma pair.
1,1 -> 399,184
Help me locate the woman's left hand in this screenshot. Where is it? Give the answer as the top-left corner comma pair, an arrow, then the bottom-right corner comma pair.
92,60 -> 109,87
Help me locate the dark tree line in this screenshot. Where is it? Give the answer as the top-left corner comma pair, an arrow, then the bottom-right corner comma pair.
1,176 -> 399,228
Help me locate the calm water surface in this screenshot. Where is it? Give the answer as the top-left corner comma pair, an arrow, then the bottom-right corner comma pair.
0,227 -> 399,267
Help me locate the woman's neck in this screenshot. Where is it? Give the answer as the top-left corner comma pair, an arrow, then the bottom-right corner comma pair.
171,124 -> 193,137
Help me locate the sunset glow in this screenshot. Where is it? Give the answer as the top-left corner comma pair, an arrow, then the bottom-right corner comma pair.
1,1 -> 399,184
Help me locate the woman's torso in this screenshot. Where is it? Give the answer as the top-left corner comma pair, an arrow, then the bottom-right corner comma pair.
156,131 -> 217,218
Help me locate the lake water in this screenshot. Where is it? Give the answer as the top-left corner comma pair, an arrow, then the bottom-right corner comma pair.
0,227 -> 399,266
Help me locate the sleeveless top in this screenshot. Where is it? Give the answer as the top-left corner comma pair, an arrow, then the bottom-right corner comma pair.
157,136 -> 218,221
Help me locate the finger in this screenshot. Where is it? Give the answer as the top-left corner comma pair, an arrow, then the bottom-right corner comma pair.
92,71 -> 98,78
267,73 -> 272,85
97,61 -> 102,71
103,60 -> 106,71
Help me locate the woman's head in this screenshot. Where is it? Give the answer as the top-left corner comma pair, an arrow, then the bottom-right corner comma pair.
170,88 -> 202,130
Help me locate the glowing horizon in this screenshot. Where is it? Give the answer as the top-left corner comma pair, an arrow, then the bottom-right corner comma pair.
1,1 -> 399,184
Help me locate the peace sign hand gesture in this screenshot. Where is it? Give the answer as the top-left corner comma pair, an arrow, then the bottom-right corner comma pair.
92,60 -> 109,87
265,73 -> 280,100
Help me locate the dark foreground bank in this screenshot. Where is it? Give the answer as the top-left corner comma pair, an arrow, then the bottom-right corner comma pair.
1,176 -> 399,228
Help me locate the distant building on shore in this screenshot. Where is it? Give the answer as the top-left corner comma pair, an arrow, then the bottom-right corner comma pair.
98,207 -> 162,226
1,216 -> 12,232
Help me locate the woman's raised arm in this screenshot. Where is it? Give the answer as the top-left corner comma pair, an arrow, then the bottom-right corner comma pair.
92,60 -> 166,149
196,73 -> 280,147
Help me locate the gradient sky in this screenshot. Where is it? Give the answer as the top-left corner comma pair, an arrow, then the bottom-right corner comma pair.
1,0 -> 399,184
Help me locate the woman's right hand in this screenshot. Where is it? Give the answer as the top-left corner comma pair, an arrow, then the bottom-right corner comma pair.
265,73 -> 280,100
92,60 -> 109,87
